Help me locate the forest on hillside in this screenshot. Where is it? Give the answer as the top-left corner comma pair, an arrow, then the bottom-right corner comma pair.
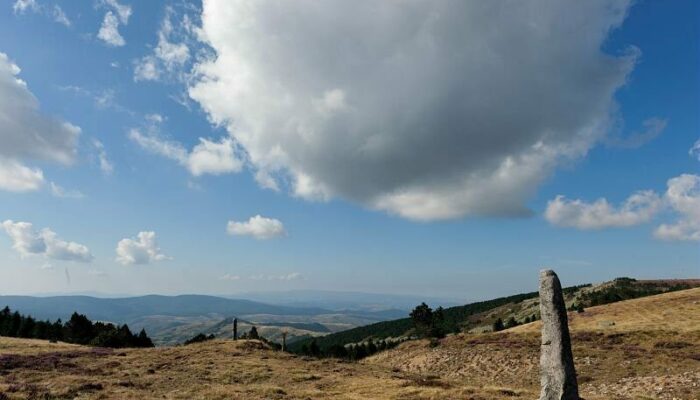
0,306 -> 154,348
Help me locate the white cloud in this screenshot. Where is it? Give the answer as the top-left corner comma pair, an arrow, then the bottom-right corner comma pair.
94,89 -> 116,109
115,231 -> 170,265
133,5 -> 193,82
97,0 -> 131,47
689,139 -> 700,161
155,7 -> 190,68
546,173 -> 700,242
129,115 -> 242,176
12,0 -> 38,14
654,174 -> 700,241
189,0 -> 637,221
52,5 -> 71,27
1,220 -> 93,262
0,52 -> 80,192
0,53 -> 80,164
12,1 -> 71,27
227,215 -> 286,240
0,158 -> 44,192
128,128 -> 187,162
188,137 -> 241,176
219,273 -> 240,281
49,182 -> 84,199
134,56 -> 160,81
98,11 -> 125,47
545,191 -> 662,229
103,0 -> 131,23
92,139 -> 114,175
250,272 -> 302,281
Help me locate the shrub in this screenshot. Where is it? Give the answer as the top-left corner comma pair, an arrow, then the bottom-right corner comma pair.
184,333 -> 216,345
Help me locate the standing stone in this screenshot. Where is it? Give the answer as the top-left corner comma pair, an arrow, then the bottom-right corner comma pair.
233,318 -> 238,341
281,331 -> 288,352
539,269 -> 579,400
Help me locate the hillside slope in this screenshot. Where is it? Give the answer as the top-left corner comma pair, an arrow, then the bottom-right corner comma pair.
366,287 -> 700,400
290,278 -> 698,353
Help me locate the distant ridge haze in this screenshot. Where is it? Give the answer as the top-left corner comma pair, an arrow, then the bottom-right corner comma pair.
0,294 -> 329,323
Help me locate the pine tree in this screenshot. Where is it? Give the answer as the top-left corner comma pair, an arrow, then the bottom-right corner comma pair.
248,326 -> 259,340
492,318 -> 505,332
309,339 -> 320,357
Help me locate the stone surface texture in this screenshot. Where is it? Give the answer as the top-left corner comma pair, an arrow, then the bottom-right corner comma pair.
539,269 -> 580,400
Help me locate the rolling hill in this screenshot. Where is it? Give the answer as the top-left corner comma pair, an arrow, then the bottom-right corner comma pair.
0,295 -> 406,346
366,287 -> 700,399
0,295 -> 329,322
0,287 -> 697,399
289,278 -> 699,353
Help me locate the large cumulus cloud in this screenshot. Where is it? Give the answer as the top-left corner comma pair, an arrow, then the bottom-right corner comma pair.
0,52 -> 81,192
189,0 -> 636,220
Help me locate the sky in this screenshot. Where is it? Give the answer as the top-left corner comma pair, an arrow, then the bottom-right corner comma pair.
0,0 -> 698,301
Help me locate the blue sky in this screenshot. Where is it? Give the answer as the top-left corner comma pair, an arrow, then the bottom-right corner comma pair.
0,0 -> 697,301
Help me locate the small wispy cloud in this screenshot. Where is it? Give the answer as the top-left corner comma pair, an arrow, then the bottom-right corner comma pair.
606,117 -> 668,149
97,0 -> 131,47
93,139 -> 114,175
219,274 -> 241,281
133,5 -> 199,83
12,0 -> 72,27
56,85 -> 134,115
689,139 -> 700,161
129,114 -> 242,177
52,5 -> 70,26
88,269 -> 108,277
249,272 -> 303,281
50,182 -> 84,199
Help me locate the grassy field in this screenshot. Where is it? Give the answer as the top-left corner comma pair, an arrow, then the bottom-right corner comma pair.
0,288 -> 698,399
368,287 -> 700,399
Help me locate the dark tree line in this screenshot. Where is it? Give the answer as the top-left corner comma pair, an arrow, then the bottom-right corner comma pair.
183,333 -> 216,345
0,306 -> 154,348
579,278 -> 691,307
299,337 -> 403,360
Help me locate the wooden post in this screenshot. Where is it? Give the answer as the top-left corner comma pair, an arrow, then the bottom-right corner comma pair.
233,318 -> 238,341
282,330 -> 288,352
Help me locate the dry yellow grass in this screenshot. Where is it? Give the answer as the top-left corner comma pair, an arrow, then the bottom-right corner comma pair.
368,288 -> 700,400
0,337 -> 517,400
0,288 -> 698,399
511,286 -> 700,334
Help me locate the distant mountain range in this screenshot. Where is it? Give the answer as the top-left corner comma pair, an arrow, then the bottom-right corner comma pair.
0,293 -> 412,346
231,290 -> 459,312
0,294 -> 329,323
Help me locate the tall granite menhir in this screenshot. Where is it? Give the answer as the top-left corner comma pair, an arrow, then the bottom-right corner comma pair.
539,269 -> 580,400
